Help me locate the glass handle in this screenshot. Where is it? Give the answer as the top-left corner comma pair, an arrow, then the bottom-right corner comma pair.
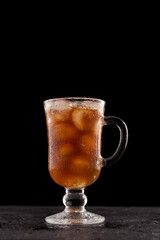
102,116 -> 128,166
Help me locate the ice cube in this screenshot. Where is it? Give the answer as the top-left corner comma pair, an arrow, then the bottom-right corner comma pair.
65,177 -> 87,188
70,156 -> 91,173
80,134 -> 95,154
93,119 -> 102,136
47,109 -> 71,126
47,117 -> 52,125
53,123 -> 77,140
54,109 -> 71,123
59,143 -> 74,156
72,109 -> 94,131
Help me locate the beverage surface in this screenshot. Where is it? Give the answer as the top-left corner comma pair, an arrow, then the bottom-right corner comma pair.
45,104 -> 103,189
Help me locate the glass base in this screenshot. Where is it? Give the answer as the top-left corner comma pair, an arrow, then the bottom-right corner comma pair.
45,210 -> 105,225
45,188 -> 105,225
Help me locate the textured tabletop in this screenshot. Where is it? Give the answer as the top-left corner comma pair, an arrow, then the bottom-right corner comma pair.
0,206 -> 160,240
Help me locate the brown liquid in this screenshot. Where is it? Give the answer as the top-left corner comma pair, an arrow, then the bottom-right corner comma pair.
45,106 -> 103,189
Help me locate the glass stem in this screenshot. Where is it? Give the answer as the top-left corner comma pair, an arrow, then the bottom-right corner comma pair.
63,189 -> 87,213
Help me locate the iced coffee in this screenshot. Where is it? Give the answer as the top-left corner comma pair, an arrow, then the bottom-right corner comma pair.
44,99 -> 103,189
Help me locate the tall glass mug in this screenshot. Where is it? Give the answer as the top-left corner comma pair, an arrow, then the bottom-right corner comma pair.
44,97 -> 128,225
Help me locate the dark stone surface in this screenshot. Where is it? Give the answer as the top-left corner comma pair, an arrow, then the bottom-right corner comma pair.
0,206 -> 160,240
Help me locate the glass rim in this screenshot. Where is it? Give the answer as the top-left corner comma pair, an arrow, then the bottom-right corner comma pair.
43,97 -> 105,105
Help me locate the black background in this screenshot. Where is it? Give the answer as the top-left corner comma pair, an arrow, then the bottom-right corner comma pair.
1,6 -> 159,207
